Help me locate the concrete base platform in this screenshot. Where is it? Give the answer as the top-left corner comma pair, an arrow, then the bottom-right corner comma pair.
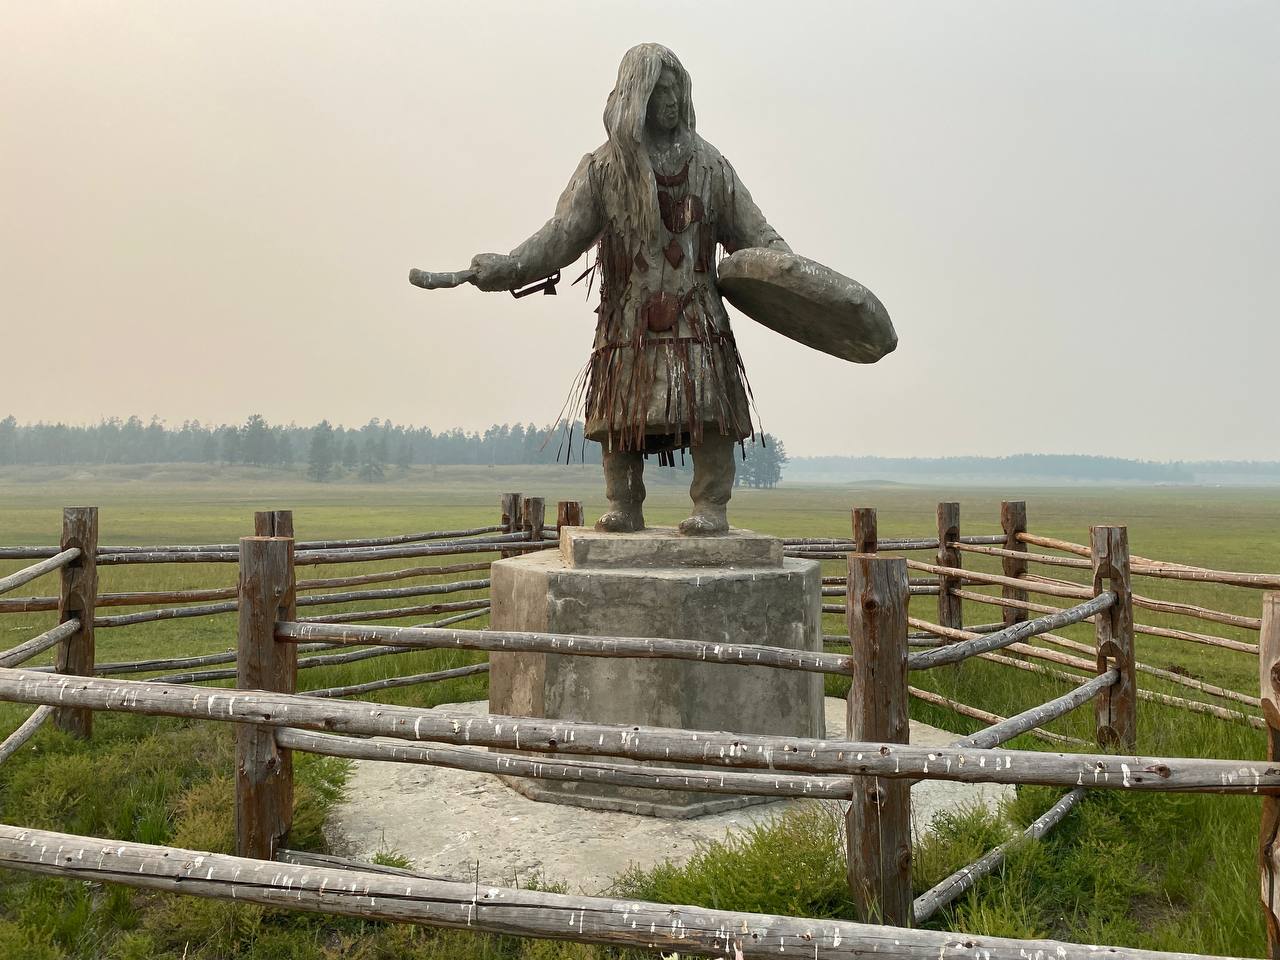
324,699 -> 1014,894
488,526 -> 824,817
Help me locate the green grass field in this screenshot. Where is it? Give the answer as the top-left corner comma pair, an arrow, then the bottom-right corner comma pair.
0,466 -> 1274,958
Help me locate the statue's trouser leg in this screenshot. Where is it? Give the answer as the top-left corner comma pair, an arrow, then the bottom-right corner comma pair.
682,432 -> 735,534
596,448 -> 646,532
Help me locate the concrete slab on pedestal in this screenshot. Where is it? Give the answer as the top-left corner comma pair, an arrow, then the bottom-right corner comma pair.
559,525 -> 782,569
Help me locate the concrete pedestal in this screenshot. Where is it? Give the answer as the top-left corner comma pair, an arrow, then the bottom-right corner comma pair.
488,527 -> 824,818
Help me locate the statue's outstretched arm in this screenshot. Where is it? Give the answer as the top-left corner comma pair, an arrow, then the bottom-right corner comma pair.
721,162 -> 793,255
470,154 -> 603,292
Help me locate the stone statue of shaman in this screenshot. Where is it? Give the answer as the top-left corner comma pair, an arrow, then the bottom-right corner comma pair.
409,44 -> 888,534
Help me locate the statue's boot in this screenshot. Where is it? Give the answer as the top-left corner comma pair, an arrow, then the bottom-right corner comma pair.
595,448 -> 646,533
679,432 -> 734,536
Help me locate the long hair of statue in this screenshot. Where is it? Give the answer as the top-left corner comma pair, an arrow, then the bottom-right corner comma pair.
601,43 -> 696,246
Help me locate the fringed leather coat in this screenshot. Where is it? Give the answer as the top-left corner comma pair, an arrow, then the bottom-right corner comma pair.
509,136 -> 789,455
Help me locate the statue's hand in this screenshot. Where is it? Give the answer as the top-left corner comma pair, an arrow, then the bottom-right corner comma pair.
469,253 -> 521,292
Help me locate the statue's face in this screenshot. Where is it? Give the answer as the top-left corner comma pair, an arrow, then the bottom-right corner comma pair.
647,66 -> 680,133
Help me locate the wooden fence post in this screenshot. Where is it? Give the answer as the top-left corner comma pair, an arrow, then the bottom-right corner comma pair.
522,497 -> 545,541
557,500 -> 584,530
1261,593 -> 1280,955
1000,501 -> 1028,629
235,535 -> 296,860
55,506 -> 97,739
936,502 -> 963,633
846,553 -> 911,926
253,509 -> 296,844
1090,525 -> 1136,749
500,492 -> 523,558
852,507 -> 877,553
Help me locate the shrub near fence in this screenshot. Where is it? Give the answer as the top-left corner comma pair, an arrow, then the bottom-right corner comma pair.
0,499 -> 1277,957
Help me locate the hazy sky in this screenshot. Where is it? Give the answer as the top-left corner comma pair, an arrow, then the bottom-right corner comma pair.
3,1 -> 1276,459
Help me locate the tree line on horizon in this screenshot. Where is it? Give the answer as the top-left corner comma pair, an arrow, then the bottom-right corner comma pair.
0,415 -> 790,488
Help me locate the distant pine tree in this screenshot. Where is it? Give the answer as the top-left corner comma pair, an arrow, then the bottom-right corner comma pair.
306,421 -> 335,482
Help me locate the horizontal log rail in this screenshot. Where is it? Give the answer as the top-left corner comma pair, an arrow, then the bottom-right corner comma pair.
949,587 -> 1261,655
0,824 -> 1235,960
951,542 -> 1093,569
291,537 -> 552,567
784,534 -> 1006,552
300,662 -> 491,699
1017,532 -> 1280,590
907,686 -> 1085,747
143,610 -> 491,684
0,705 -> 55,765
276,620 -> 853,676
0,619 -> 82,668
977,652 -> 1266,729
0,666 -> 1276,794
905,560 -> 1094,600
86,579 -> 494,629
920,620 -> 1265,721
278,727 -> 856,800
906,594 -> 1115,670
0,562 -> 498,615
912,788 -> 1085,925
955,671 -> 1116,750
87,536 -> 545,567
295,598 -> 491,625
0,549 -> 81,596
296,578 -> 491,608
95,601 -> 238,628
1031,631 -> 1262,708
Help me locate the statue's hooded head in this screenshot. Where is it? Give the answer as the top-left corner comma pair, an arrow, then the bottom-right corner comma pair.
600,43 -> 696,245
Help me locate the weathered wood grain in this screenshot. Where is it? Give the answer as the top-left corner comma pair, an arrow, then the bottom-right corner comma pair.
0,619 -> 81,668
1091,526 -> 1136,749
912,788 -> 1085,925
235,537 -> 295,860
0,705 -> 54,764
277,727 -> 856,799
851,507 -> 877,554
956,671 -> 1115,750
300,662 -> 491,699
998,501 -> 1029,630
845,553 -> 911,925
276,620 -> 853,676
0,549 -> 81,597
556,500 -> 584,530
0,824 -> 1240,960
907,594 -> 1114,670
55,508 -> 96,738
3,666 -> 1279,792
907,686 -> 1086,747
936,502 -> 963,634
1261,593 -> 1280,956
949,587 -> 1261,655
295,599 -> 492,625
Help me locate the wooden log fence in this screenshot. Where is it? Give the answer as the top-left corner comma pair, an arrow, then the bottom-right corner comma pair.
2,498 -> 1278,952
845,553 -> 911,925
3,665 -> 1280,793
0,619 -> 82,668
0,705 -> 55,765
906,593 -> 1115,670
1261,593 -> 1280,954
0,823 -> 1243,960
912,787 -> 1085,925
0,548 -> 81,596
277,620 -> 853,675
907,685 -> 1085,747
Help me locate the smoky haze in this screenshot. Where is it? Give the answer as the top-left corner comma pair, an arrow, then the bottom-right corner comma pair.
2,1 -> 1275,460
